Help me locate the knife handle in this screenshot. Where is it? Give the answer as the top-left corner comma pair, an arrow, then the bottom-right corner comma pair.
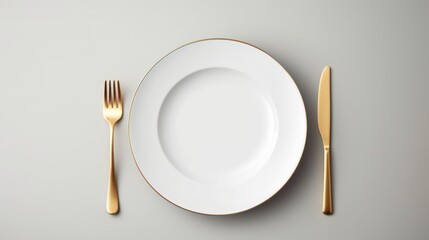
323,147 -> 333,214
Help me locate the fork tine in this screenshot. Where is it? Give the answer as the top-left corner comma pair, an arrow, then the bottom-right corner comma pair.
113,80 -> 117,108
109,80 -> 114,108
117,80 -> 122,107
104,80 -> 108,107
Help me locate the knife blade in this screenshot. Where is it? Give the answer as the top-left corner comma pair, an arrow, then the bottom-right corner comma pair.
318,66 -> 332,214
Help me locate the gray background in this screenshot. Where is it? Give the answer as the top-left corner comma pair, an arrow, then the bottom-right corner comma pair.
1,0 -> 428,239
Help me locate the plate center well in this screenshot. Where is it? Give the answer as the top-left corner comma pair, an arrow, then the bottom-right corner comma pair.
158,68 -> 278,184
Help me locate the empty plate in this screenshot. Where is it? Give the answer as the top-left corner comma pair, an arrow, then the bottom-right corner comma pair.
129,39 -> 307,215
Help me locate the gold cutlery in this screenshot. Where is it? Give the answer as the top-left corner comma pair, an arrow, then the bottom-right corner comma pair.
103,80 -> 123,214
318,66 -> 333,215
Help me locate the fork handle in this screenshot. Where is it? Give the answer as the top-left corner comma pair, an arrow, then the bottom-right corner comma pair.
107,124 -> 119,214
323,147 -> 333,214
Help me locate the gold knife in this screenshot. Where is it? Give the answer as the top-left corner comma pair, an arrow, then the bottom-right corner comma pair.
318,66 -> 333,215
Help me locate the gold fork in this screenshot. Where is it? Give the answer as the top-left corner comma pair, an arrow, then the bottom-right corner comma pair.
103,80 -> 123,214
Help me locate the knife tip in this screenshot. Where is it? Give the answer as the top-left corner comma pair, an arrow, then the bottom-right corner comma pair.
324,65 -> 331,71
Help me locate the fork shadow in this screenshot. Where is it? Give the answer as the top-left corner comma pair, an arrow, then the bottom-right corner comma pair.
109,83 -> 133,216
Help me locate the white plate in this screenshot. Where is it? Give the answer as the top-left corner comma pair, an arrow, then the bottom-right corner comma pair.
129,39 -> 307,215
